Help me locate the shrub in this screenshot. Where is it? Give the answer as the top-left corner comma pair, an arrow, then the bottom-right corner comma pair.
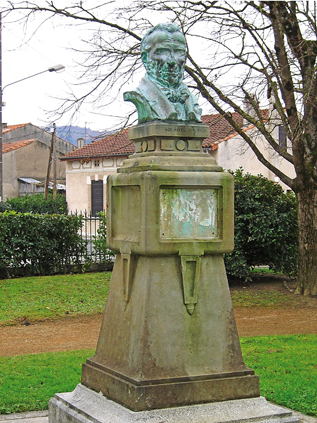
224,169 -> 298,281
92,212 -> 116,264
0,202 -> 11,212
3,193 -> 67,214
0,212 -> 87,277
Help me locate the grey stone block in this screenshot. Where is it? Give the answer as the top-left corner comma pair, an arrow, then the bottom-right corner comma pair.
49,384 -> 300,423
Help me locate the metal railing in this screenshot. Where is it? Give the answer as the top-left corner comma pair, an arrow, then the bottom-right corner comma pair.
72,210 -> 115,266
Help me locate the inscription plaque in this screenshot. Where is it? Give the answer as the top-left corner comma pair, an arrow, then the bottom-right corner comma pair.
160,188 -> 218,240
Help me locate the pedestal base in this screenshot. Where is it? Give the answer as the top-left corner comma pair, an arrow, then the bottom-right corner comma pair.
82,361 -> 259,411
49,384 -> 300,423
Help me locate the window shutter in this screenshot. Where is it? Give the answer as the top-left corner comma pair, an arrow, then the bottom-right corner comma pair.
278,126 -> 287,150
91,180 -> 103,215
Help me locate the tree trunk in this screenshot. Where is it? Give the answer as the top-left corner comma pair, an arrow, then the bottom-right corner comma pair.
295,186 -> 317,296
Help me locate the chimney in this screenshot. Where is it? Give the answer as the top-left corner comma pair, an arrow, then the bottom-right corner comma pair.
77,137 -> 85,148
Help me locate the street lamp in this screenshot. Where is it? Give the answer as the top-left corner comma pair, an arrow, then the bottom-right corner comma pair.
0,64 -> 65,202
2,64 -> 65,91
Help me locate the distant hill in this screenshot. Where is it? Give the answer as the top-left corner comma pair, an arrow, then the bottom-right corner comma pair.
46,125 -> 111,146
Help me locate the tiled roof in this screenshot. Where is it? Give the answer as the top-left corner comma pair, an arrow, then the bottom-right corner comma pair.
60,128 -> 134,160
60,110 -> 270,160
202,110 -> 269,148
2,139 -> 36,153
2,122 -> 75,148
2,123 -> 30,134
202,113 -> 244,148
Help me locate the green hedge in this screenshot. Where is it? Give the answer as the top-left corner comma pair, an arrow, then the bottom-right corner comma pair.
0,171 -> 297,281
0,212 -> 87,278
224,169 -> 298,281
0,193 -> 67,214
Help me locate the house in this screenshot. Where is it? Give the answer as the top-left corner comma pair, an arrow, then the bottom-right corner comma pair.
60,129 -> 133,214
2,123 -> 76,200
2,123 -> 75,155
61,110 -> 295,214
202,111 -> 295,191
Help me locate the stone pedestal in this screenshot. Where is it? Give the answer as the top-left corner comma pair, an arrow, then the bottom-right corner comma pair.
81,254 -> 259,411
80,123 -> 259,410
48,122 -> 299,422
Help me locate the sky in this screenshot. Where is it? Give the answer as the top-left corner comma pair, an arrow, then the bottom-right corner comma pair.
1,4 -> 217,135
2,10 -> 137,133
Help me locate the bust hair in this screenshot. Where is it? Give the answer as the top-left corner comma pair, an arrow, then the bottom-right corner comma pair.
140,23 -> 187,55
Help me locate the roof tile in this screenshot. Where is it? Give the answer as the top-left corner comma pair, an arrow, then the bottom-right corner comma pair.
2,123 -> 30,134
202,112 -> 244,148
2,139 -> 36,153
60,128 -> 134,160
61,110 -> 270,160
2,122 -> 74,147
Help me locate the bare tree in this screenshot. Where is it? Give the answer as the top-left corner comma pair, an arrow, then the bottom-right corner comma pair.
2,1 -> 317,295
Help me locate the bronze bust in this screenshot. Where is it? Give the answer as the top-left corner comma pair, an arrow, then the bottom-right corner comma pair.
124,23 -> 202,124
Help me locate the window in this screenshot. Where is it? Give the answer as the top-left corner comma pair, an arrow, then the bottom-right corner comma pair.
91,180 -> 103,216
279,126 -> 287,150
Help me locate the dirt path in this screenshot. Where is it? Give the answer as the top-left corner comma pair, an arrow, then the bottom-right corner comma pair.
1,277 -> 316,357
1,306 -> 317,357
0,314 -> 103,357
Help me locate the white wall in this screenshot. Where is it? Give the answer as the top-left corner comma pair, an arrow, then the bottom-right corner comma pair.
211,126 -> 296,191
65,156 -> 128,214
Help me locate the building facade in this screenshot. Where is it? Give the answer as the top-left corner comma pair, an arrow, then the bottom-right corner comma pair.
61,112 -> 296,214
60,129 -> 133,214
2,123 -> 76,200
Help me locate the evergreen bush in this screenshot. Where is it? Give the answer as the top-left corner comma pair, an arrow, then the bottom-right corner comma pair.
0,212 -> 86,277
3,193 -> 67,214
225,169 -> 298,281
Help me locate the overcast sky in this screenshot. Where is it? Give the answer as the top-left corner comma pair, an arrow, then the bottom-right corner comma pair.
2,5 -> 216,133
2,12 -> 137,132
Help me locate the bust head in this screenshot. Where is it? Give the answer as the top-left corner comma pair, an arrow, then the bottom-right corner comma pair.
141,23 -> 187,89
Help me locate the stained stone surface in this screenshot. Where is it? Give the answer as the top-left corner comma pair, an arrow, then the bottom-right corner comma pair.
81,254 -> 260,411
49,384 -> 300,423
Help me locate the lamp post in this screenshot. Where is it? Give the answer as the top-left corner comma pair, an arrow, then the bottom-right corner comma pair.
0,29 -> 65,202
2,64 -> 65,91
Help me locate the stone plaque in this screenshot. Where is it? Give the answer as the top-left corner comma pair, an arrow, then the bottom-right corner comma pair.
160,188 -> 218,239
111,185 -> 141,242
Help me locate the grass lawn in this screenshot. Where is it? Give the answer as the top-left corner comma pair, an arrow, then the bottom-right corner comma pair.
241,334 -> 317,417
0,349 -> 94,414
1,273 -> 316,417
0,335 -> 316,417
230,289 -> 300,307
0,273 -> 111,326
0,272 -> 312,326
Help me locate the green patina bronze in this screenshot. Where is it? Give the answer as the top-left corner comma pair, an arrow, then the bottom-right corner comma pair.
124,23 -> 202,124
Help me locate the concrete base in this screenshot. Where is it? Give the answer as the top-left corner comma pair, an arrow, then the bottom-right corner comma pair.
49,384 -> 300,423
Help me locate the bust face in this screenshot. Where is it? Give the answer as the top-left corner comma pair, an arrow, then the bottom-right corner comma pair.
144,30 -> 187,88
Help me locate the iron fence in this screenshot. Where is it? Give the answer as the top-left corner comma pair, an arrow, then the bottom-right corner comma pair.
72,210 -> 115,266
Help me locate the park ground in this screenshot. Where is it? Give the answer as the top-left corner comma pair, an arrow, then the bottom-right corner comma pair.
1,274 -> 316,357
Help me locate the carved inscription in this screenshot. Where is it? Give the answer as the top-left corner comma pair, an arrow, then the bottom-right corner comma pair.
160,188 -> 218,239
